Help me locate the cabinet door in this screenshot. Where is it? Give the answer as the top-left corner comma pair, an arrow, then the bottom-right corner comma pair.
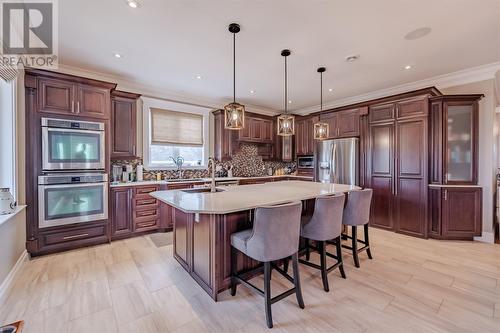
305,117 -> 317,155
368,122 -> 395,230
239,117 -> 252,140
394,118 -> 427,237
319,113 -> 338,139
369,103 -> 395,123
396,98 -> 427,119
443,101 -> 478,185
111,97 -> 137,158
282,136 -> 293,162
337,109 -> 360,137
111,187 -> 133,237
251,118 -> 263,141
77,84 -> 110,119
262,119 -> 273,142
294,119 -> 306,155
38,78 -> 76,115
442,187 -> 482,239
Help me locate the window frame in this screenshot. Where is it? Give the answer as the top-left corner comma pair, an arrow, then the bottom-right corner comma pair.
142,97 -> 211,170
0,78 -> 17,200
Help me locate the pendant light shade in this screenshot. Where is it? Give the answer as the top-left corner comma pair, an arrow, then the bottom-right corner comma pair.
224,23 -> 245,130
277,49 -> 295,136
313,67 -> 329,140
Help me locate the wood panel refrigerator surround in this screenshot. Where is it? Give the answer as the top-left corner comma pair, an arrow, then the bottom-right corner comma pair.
366,95 -> 429,238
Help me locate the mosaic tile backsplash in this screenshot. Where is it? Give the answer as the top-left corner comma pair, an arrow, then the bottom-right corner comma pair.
112,144 -> 296,180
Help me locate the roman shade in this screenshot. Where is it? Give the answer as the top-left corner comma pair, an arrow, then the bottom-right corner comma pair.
151,107 -> 204,146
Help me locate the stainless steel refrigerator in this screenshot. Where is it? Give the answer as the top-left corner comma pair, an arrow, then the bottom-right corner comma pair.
315,138 -> 359,185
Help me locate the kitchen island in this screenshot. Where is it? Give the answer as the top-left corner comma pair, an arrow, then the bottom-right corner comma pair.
150,180 -> 359,301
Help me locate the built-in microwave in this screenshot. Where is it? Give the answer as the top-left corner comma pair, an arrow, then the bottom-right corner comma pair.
41,117 -> 106,171
297,155 -> 315,169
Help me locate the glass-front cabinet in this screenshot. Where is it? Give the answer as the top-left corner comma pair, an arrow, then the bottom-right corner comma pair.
430,95 -> 482,185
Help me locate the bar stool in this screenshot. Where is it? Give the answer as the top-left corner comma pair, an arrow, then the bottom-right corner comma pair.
341,189 -> 373,268
230,201 -> 304,329
299,194 -> 346,292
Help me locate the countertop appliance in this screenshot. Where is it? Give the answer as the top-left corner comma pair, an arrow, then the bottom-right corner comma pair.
42,117 -> 106,171
38,173 -> 108,228
315,137 -> 359,185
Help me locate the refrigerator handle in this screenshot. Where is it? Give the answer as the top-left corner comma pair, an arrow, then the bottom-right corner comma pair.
331,143 -> 337,183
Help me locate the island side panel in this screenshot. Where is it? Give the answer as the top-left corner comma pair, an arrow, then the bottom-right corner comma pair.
172,208 -> 191,271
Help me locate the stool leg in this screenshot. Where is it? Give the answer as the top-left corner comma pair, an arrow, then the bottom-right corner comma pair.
364,224 -> 373,260
283,257 -> 290,274
292,252 -> 305,309
335,236 -> 346,279
230,247 -> 237,296
264,262 -> 273,328
305,238 -> 310,261
319,241 -> 329,292
352,226 -> 360,268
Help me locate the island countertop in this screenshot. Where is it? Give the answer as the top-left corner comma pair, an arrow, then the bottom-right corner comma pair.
150,180 -> 360,214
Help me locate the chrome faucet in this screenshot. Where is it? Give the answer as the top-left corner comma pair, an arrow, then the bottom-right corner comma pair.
170,156 -> 184,179
208,157 -> 216,193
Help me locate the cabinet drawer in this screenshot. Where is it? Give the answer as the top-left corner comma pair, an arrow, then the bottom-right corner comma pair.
134,219 -> 159,232
135,197 -> 158,208
134,208 -> 159,221
42,224 -> 107,246
134,186 -> 160,199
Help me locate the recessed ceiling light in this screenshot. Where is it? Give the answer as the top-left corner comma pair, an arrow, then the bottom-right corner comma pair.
250,90 -> 255,94
126,0 -> 140,8
328,88 -> 333,92
404,27 -> 432,40
114,53 -> 122,58
404,65 -> 412,70
345,54 -> 360,62
288,100 -> 292,104
196,75 -> 202,79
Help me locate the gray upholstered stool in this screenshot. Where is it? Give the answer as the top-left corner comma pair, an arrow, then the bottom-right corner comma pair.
341,189 -> 373,268
230,201 -> 304,329
298,194 -> 346,292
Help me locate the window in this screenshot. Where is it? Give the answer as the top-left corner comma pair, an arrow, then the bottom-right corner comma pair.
143,97 -> 211,169
0,78 -> 16,199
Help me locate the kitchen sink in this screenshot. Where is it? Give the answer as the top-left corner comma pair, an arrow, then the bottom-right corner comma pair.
181,188 -> 225,193
166,178 -> 204,183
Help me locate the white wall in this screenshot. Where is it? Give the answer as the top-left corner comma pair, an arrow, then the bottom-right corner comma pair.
442,79 -> 496,242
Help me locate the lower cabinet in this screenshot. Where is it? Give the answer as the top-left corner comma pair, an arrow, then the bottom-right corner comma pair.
428,186 -> 482,240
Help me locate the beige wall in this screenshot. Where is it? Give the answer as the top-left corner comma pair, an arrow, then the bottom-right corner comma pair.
442,79 -> 496,240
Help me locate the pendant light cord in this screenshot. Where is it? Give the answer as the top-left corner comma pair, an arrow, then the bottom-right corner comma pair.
320,71 -> 323,111
233,32 -> 236,103
284,55 -> 287,113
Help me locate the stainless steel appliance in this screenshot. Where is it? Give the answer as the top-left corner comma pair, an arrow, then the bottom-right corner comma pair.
42,117 -> 106,171
315,138 -> 359,185
297,155 -> 315,169
38,173 -> 108,228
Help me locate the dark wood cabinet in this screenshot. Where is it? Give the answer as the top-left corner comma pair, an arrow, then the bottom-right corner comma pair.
294,116 -> 317,156
429,95 -> 482,185
240,116 -> 274,143
37,76 -> 112,119
429,186 -> 482,240
367,96 -> 429,238
111,90 -> 141,159
319,108 -> 362,139
111,187 -> 133,238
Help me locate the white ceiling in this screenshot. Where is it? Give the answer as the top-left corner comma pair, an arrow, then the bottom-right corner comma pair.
59,0 -> 500,113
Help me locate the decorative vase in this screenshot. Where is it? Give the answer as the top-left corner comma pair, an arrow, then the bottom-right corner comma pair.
0,188 -> 16,215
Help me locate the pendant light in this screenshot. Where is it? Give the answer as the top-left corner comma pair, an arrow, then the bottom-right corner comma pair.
277,49 -> 295,136
224,23 -> 245,130
313,67 -> 329,140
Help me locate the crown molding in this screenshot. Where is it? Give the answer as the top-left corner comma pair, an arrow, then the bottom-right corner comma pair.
294,61 -> 500,115
56,64 -> 280,116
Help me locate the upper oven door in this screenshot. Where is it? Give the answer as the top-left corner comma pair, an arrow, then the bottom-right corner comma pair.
42,127 -> 105,170
38,182 -> 108,228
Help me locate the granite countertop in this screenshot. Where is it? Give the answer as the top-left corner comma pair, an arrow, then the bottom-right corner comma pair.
109,175 -> 313,188
150,180 -> 359,214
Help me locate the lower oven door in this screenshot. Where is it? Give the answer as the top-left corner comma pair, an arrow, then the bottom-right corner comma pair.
38,182 -> 108,228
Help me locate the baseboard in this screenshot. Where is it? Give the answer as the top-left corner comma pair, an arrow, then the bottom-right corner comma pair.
473,232 -> 495,244
0,250 -> 28,303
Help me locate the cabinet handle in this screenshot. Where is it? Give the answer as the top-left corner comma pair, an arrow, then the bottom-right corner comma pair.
77,101 -> 80,114
133,145 -> 136,155
394,157 -> 398,196
71,100 -> 75,113
63,233 -> 89,240
337,128 -> 340,136
444,189 -> 447,201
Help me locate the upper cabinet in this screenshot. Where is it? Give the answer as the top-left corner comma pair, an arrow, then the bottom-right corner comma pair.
429,95 -> 483,185
30,69 -> 116,119
111,90 -> 141,159
319,107 -> 364,139
239,116 -> 273,143
295,116 -> 317,156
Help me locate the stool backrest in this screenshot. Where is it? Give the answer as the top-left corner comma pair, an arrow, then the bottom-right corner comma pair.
246,201 -> 303,262
343,189 -> 373,226
302,194 -> 345,241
